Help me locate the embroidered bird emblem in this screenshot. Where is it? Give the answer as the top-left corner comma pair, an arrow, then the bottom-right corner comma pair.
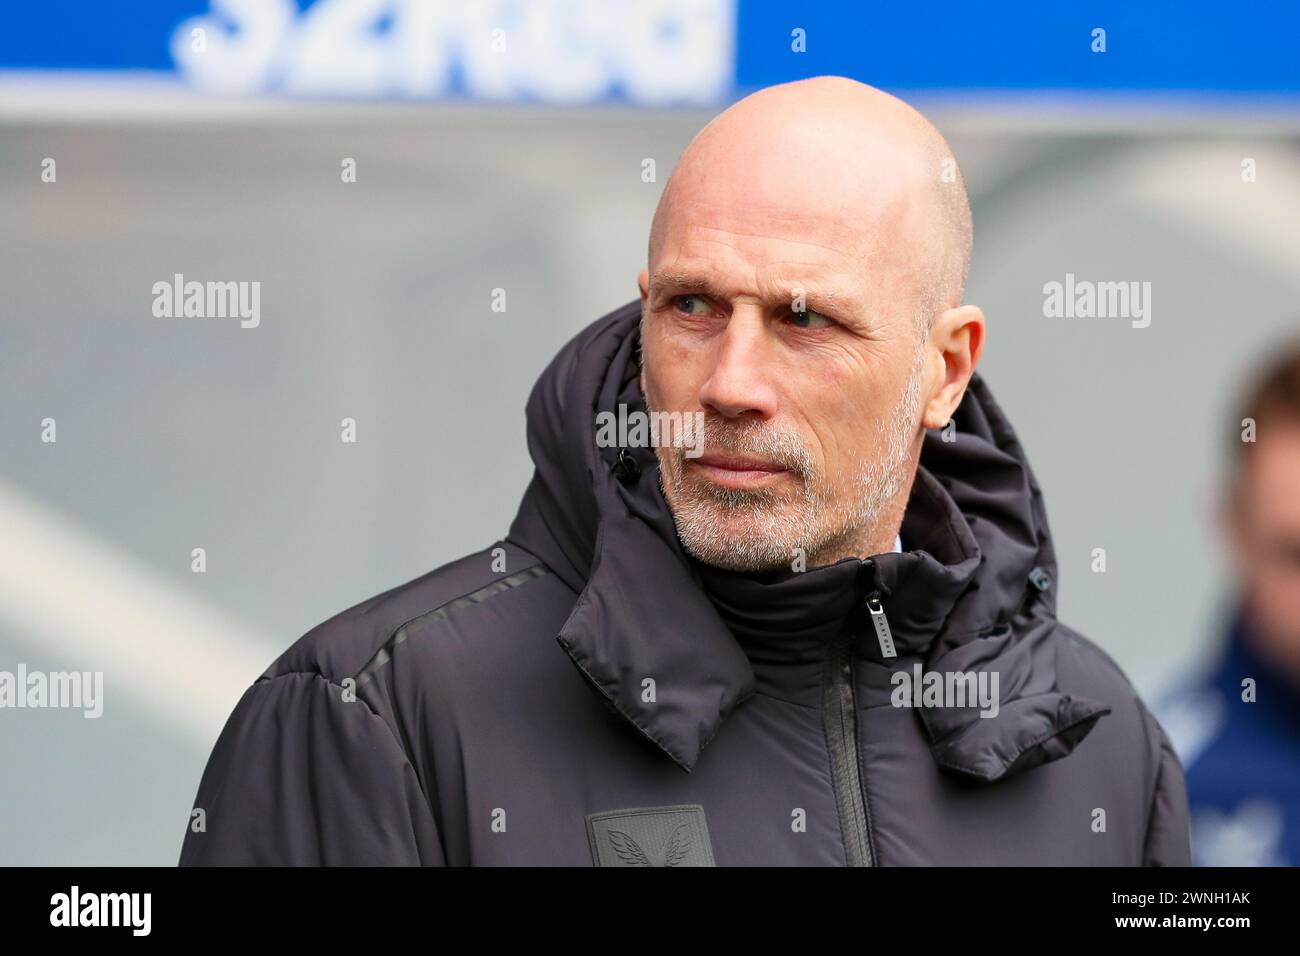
606,822 -> 693,866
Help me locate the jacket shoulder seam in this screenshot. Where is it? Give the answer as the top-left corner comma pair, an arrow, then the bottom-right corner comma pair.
353,563 -> 550,689
252,668 -> 397,734
250,670 -> 417,773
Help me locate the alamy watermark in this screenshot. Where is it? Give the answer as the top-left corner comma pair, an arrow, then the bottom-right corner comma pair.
152,273 -> 260,328
891,664 -> 1000,718
595,403 -> 705,457
50,886 -> 150,936
1042,273 -> 1151,329
0,665 -> 103,718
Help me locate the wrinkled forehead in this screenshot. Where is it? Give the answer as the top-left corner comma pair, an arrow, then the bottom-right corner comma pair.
652,182 -> 930,310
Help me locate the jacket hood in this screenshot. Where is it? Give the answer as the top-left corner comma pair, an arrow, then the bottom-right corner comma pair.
507,300 -> 1110,780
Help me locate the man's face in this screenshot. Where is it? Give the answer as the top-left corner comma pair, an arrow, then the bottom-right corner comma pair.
1229,424 -> 1300,659
638,190 -> 929,572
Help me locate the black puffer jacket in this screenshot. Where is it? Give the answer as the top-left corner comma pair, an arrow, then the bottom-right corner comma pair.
179,299 -> 1191,866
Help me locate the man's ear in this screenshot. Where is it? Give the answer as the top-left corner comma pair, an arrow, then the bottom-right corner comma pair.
637,268 -> 650,303
920,304 -> 985,430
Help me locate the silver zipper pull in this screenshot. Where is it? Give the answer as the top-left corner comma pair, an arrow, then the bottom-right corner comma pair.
866,591 -> 896,659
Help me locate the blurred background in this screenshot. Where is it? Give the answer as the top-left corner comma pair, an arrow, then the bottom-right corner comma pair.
1,1 -> 1298,864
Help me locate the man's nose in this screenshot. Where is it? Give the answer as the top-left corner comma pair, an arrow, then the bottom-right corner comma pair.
698,313 -> 779,420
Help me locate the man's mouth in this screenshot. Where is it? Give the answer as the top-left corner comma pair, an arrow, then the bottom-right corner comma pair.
688,452 -> 791,489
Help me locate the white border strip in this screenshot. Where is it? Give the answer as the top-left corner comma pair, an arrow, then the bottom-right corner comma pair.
1,71 -> 1298,133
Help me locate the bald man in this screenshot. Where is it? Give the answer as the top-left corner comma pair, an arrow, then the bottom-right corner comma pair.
181,77 -> 1191,867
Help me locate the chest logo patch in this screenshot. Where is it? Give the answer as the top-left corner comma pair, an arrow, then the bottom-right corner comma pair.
586,804 -> 716,867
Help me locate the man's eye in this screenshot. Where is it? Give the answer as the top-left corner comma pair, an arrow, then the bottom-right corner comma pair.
673,295 -> 710,316
788,308 -> 833,329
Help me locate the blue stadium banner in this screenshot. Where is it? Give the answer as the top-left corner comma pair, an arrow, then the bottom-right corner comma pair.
2,1 -> 1297,104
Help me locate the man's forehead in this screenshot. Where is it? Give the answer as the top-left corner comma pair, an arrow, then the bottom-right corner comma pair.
650,195 -> 911,296
653,135 -> 928,251
661,167 -> 907,243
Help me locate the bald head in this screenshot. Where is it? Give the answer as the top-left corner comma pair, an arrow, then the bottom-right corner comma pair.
648,76 -> 972,333
637,77 -> 985,571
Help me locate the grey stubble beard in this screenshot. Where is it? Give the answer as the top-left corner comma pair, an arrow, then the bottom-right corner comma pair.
648,346 -> 926,572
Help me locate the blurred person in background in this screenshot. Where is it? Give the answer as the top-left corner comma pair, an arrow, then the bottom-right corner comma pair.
1159,343 -> 1300,866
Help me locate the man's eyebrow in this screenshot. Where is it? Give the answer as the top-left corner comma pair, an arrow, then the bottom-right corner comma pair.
648,271 -> 862,315
648,272 -> 728,299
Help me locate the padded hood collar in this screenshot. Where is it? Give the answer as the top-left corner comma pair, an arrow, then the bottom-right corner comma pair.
508,300 -> 1110,779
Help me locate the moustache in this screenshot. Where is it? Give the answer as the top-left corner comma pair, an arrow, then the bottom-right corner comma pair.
679,417 -> 813,477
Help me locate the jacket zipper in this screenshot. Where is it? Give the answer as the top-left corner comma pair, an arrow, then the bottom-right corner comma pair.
821,590 -> 886,867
